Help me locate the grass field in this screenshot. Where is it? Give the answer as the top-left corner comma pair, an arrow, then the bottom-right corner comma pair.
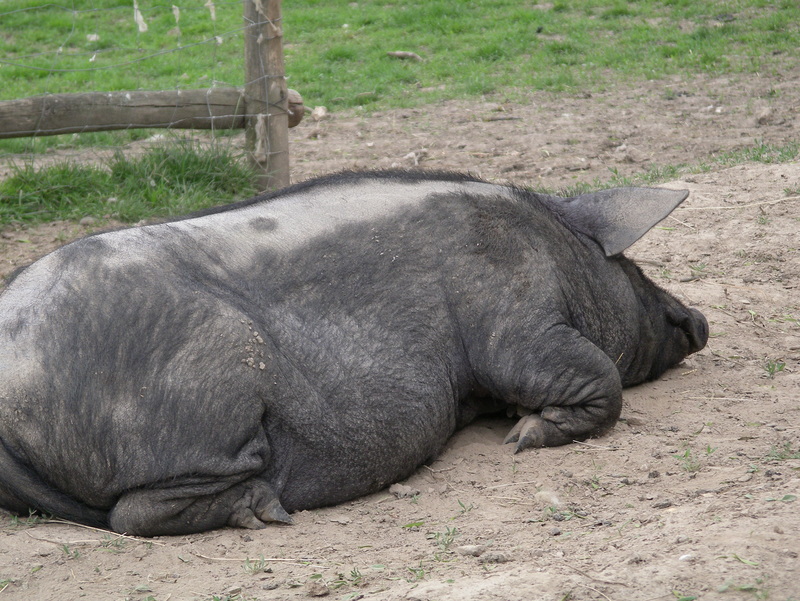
1,0 -> 799,224
2,0 -> 798,109
0,143 -> 257,224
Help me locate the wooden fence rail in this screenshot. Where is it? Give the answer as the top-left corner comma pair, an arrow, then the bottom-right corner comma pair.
0,0 -> 299,191
0,88 -> 304,139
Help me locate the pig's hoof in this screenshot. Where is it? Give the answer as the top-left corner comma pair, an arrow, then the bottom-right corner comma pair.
255,496 -> 293,524
503,414 -> 548,453
229,500 -> 292,529
228,482 -> 293,529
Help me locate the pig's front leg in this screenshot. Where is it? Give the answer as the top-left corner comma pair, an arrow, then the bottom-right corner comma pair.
480,324 -> 623,452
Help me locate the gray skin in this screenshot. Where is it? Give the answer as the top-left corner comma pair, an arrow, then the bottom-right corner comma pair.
0,170 -> 708,536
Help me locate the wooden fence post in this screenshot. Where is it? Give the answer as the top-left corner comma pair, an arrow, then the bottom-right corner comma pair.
243,0 -> 290,192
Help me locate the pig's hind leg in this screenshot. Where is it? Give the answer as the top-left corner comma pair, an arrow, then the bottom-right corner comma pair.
487,326 -> 623,453
108,477 -> 290,536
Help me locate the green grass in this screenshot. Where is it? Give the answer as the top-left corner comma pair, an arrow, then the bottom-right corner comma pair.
0,142 -> 257,225
1,0 -> 798,111
2,1 -> 800,224
550,140 -> 800,197
3,138 -> 797,227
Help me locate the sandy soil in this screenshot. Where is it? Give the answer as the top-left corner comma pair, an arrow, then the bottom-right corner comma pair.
1,69 -> 798,601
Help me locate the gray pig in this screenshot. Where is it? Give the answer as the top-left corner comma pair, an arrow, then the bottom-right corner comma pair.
0,170 -> 707,536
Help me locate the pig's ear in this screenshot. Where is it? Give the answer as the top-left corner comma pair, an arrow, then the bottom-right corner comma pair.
545,187 -> 689,257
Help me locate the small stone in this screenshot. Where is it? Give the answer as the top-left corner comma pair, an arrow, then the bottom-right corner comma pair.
455,544 -> 486,557
311,106 -> 329,121
478,552 -> 511,564
549,527 -> 562,536
306,581 -> 330,597
738,473 -> 753,482
330,517 -> 351,525
679,554 -> 695,562
565,158 -> 591,171
534,489 -> 561,507
79,216 -> 97,226
774,525 -> 784,535
389,483 -> 419,498
652,500 -> 673,509
224,585 -> 242,595
755,107 -> 775,125
648,471 -> 660,479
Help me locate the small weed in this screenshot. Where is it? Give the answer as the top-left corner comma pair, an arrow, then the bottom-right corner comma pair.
406,564 -> 426,582
689,262 -> 707,274
402,520 -> 425,529
766,494 -> 796,503
9,511 -> 49,527
99,534 -> 127,552
60,544 -> 80,560
705,444 -> 717,455
129,585 -> 153,596
673,448 -> 702,473
718,574 -> 770,598
457,500 -> 474,515
330,567 -> 363,589
769,314 -> 799,326
763,359 -> 786,378
718,553 -> 759,566
242,556 -> 272,575
608,166 -> 634,187
766,442 -> 800,461
0,580 -> 15,593
756,212 -> 771,225
429,526 -> 460,553
672,593 -> 698,601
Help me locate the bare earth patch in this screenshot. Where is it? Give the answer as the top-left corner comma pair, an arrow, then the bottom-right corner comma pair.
1,70 -> 798,601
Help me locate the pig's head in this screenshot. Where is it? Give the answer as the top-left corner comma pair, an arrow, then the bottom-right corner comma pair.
544,185 -> 709,386
616,257 -> 708,385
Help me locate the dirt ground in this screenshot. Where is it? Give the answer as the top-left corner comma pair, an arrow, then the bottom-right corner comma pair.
1,68 -> 799,601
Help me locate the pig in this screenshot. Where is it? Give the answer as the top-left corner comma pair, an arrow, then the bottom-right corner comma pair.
0,170 -> 708,536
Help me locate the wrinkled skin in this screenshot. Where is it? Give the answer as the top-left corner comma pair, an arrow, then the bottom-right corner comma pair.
0,170 -> 708,535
